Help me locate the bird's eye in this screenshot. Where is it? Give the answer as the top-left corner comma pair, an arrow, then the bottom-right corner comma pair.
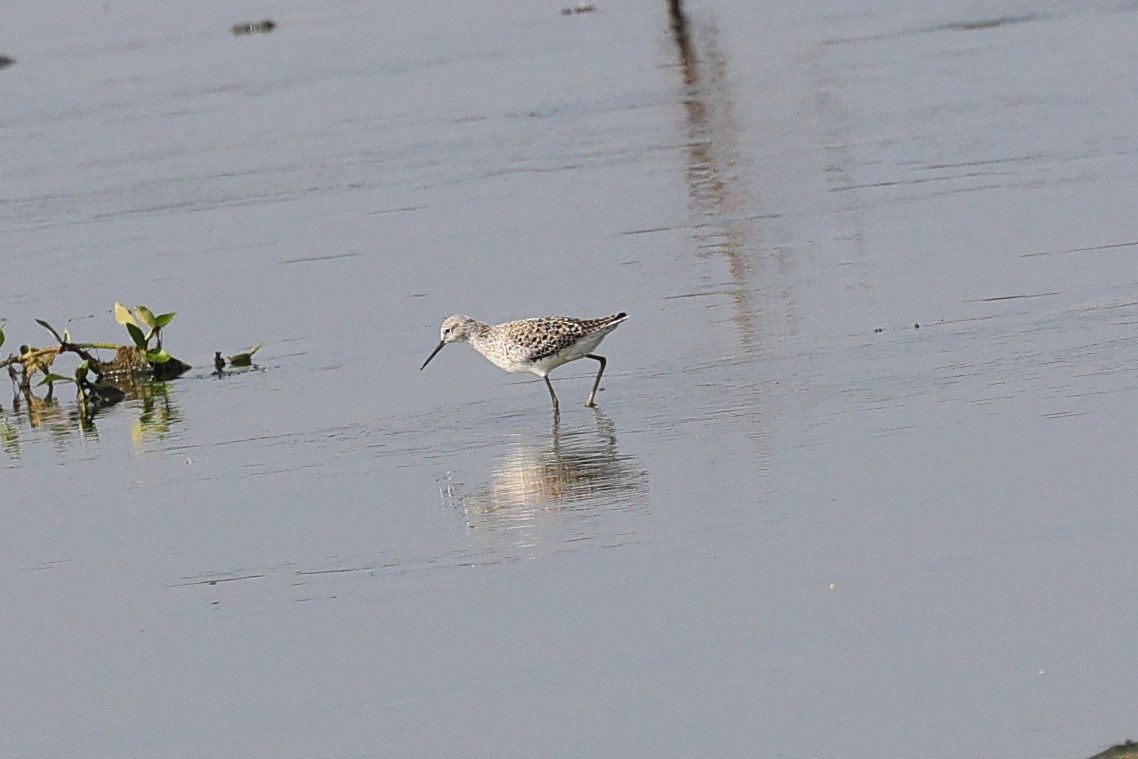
444,328 -> 451,335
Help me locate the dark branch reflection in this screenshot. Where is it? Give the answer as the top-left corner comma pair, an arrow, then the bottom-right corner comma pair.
666,0 -> 759,348
1,379 -> 184,459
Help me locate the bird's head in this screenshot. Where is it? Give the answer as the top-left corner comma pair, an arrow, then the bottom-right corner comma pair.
420,315 -> 477,370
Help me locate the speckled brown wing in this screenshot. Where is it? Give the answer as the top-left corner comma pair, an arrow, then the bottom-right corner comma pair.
504,318 -> 581,362
523,313 -> 627,362
577,313 -> 627,334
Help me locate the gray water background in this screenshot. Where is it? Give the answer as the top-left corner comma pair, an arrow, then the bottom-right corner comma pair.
2,0 -> 1137,756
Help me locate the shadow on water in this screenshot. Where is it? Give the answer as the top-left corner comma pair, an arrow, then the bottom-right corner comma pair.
440,409 -> 648,557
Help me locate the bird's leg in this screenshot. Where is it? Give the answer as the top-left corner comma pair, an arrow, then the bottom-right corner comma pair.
585,354 -> 607,407
544,375 -> 560,414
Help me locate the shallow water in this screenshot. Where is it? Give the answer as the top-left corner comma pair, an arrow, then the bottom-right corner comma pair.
3,0 -> 1137,757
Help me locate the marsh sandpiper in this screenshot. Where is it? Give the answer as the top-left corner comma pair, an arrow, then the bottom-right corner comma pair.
420,313 -> 628,412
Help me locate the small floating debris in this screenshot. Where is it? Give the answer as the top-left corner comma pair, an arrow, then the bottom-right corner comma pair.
561,3 -> 595,15
231,19 -> 276,36
227,343 -> 262,367
213,343 -> 261,374
0,55 -> 15,70
1087,740 -> 1138,759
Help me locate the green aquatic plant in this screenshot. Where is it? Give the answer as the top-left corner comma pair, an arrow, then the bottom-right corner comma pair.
107,303 -> 191,380
0,303 -> 192,406
1,303 -> 259,431
113,302 -> 177,365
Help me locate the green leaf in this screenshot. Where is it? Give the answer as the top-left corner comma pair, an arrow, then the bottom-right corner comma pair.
153,312 -> 176,329
37,373 -> 74,386
35,319 -> 64,344
227,343 -> 263,367
146,349 -> 171,364
125,322 -> 147,349
0,321 -> 5,350
113,302 -> 137,327
134,305 -> 157,331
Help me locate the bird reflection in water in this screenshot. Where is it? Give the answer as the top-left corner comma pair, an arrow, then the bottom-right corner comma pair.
441,410 -> 648,557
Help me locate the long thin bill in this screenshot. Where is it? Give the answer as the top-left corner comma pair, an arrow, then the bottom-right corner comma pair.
420,340 -> 445,370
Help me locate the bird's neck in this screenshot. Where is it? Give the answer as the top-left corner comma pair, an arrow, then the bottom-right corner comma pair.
465,320 -> 492,347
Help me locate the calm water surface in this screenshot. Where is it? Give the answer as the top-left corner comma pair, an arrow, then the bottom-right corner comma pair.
2,0 -> 1137,757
